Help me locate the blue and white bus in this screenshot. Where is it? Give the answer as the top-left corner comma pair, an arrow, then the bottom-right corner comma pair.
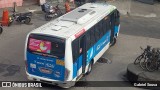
25,3 -> 120,88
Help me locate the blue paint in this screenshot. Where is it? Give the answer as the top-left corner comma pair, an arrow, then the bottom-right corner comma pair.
73,62 -> 77,78
114,26 -> 119,36
77,55 -> 83,70
72,55 -> 82,78
27,52 -> 65,81
72,31 -> 111,78
93,31 -> 110,61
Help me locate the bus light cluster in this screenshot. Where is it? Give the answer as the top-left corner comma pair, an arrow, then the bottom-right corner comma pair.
74,29 -> 86,38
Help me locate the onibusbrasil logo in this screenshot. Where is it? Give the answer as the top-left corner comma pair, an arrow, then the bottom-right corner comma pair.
1,82 -> 42,87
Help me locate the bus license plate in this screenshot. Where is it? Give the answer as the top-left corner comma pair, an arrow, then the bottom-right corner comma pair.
40,68 -> 52,74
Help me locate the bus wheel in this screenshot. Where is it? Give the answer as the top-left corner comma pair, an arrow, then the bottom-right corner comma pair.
110,37 -> 117,47
86,61 -> 93,75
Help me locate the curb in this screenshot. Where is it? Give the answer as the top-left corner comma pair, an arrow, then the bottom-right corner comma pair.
127,63 -> 160,90
127,63 -> 160,82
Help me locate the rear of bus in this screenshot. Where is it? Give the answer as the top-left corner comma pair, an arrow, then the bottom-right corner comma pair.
25,34 -> 72,88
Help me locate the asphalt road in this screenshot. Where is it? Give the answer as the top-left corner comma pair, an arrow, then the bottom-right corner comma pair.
0,11 -> 160,90
121,16 -> 160,39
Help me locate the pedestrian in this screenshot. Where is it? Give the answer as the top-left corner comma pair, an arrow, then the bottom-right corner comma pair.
65,0 -> 71,13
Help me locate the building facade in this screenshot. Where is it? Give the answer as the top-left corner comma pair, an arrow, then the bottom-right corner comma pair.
0,0 -> 41,8
0,0 -> 23,8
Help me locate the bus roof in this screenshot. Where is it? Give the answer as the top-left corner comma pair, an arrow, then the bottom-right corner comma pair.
30,3 -> 116,39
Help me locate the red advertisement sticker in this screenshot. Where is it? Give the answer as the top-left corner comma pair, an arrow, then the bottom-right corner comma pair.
29,38 -> 51,54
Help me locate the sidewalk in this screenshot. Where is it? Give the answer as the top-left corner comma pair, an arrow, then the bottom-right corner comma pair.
0,0 -> 160,18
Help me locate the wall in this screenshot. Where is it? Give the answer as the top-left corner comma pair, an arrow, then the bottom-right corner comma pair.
0,0 -> 23,8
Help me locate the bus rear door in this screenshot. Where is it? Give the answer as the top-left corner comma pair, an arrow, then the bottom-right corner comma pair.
79,35 -> 87,74
72,35 -> 87,79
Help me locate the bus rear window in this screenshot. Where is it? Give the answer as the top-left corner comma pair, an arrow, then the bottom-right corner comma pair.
27,34 -> 65,58
29,38 -> 51,54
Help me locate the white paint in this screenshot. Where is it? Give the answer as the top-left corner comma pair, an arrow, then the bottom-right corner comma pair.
29,3 -> 116,39
64,38 -> 73,81
94,43 -> 110,64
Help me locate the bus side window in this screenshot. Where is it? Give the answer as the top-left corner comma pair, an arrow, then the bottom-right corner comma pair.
102,18 -> 107,35
117,10 -> 120,18
115,10 -> 120,25
107,16 -> 111,31
72,39 -> 79,63
79,37 -> 83,55
90,27 -> 96,46
94,23 -> 100,42
103,16 -> 110,33
99,20 -> 104,38
86,31 -> 91,50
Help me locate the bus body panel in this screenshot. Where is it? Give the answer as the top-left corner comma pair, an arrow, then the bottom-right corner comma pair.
114,25 -> 120,37
26,52 -> 65,81
26,34 -> 66,81
72,31 -> 111,79
64,38 -> 73,81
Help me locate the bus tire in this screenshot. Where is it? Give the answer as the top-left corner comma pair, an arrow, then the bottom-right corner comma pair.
110,37 -> 117,47
86,61 -> 93,75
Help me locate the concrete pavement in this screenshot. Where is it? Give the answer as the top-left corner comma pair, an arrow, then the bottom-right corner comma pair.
0,0 -> 160,90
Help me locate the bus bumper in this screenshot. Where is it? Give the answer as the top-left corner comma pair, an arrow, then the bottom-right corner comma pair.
26,72 -> 75,88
